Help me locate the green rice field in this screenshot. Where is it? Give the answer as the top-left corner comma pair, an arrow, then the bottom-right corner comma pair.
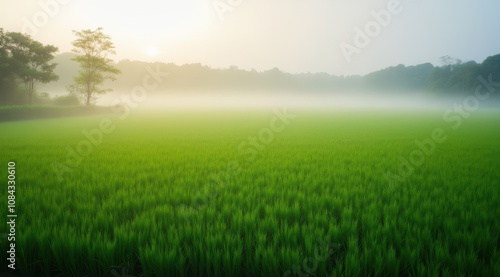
0,108 -> 499,276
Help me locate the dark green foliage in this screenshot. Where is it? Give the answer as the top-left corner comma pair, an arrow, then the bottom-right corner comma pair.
6,32 -> 58,105
428,61 -> 481,93
0,29 -> 59,105
0,28 -> 20,104
363,63 -> 434,90
479,54 -> 500,83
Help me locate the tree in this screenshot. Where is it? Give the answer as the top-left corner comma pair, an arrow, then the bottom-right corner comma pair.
8,32 -> 59,105
70,27 -> 120,106
480,54 -> 500,85
0,29 -> 19,103
447,61 -> 480,91
0,28 -> 9,76
428,56 -> 465,92
439,55 -> 462,72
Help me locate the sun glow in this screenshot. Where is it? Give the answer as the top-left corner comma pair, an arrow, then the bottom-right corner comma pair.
144,46 -> 160,57
71,0 -> 210,42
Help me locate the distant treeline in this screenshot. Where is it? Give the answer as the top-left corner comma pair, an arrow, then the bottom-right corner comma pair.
40,52 -> 500,95
364,55 -> 500,93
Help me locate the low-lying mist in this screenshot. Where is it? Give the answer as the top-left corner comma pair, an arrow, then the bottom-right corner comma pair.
94,89 -> 500,110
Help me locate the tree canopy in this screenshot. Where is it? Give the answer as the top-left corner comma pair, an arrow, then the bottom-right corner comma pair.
70,27 -> 120,106
0,28 -> 59,105
8,32 -> 59,105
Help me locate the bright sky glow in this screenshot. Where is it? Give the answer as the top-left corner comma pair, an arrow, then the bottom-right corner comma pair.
1,0 -> 499,75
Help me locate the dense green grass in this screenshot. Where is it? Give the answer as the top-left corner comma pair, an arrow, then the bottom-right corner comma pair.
0,105 -> 114,122
0,108 -> 499,276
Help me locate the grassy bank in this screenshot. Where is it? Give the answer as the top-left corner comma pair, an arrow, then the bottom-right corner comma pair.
0,105 -> 116,122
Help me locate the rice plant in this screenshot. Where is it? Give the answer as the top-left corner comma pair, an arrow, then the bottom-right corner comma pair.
0,109 -> 499,276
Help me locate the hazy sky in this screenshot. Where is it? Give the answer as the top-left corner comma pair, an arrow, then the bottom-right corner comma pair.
1,0 -> 499,75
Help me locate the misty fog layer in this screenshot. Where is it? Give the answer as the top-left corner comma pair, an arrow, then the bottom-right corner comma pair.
88,89 -> 500,111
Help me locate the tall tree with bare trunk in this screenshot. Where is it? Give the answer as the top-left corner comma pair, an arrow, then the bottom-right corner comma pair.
70,27 -> 120,106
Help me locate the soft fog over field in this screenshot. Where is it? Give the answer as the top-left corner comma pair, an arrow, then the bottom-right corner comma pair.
95,90 -> 500,110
